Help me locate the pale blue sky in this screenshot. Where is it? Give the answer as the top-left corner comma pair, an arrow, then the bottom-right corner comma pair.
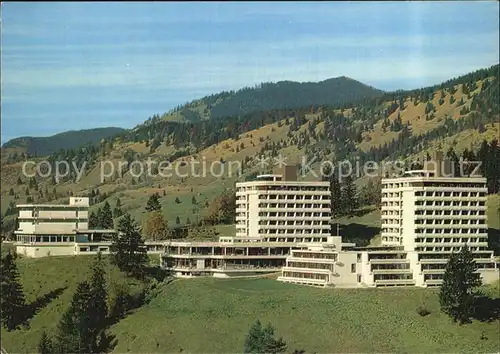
1,1 -> 499,143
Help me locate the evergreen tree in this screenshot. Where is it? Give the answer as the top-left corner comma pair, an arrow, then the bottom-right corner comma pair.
191,196 -> 197,205
16,176 -> 22,185
244,320 -> 265,353
1,251 -> 27,331
439,247 -> 482,324
95,207 -> 103,228
244,320 -> 287,354
176,216 -> 181,225
100,201 -> 114,229
262,323 -> 287,354
88,211 -> 98,229
322,164 -> 342,218
113,198 -> 123,218
340,175 -> 358,216
111,213 -> 148,277
88,252 -> 108,351
446,147 -> 461,177
145,193 -> 162,212
54,281 -> 94,353
38,330 -> 53,354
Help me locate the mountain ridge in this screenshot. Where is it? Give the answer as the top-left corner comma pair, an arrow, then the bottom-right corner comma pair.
155,76 -> 385,123
2,127 -> 126,157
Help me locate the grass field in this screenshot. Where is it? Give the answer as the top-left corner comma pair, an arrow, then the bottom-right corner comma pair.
0,255 -> 152,353
109,278 -> 500,353
1,254 -> 499,353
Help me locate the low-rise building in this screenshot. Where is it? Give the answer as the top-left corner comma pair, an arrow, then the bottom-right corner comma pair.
13,197 -> 164,257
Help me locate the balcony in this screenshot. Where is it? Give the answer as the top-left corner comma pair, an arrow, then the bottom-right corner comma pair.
282,266 -> 332,274
372,268 -> 412,274
369,258 -> 409,264
421,269 -> 445,274
277,276 -> 328,286
375,279 -> 415,286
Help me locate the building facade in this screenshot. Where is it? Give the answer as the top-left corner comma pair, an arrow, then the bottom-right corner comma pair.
235,166 -> 331,242
162,166 -> 341,277
278,154 -> 498,288
13,197 -> 164,257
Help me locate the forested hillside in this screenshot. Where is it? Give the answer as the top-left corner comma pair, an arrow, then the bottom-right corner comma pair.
155,76 -> 384,122
1,64 -> 498,241
1,127 -> 126,158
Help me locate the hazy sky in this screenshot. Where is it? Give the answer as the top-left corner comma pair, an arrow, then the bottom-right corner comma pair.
1,1 -> 499,143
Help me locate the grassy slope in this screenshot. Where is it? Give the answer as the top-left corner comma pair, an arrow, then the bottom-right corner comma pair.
2,256 -> 499,354
0,255 -> 148,353
96,278 -> 500,353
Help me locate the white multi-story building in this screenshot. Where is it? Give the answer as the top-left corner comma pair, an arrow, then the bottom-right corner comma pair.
13,197 -> 166,257
235,166 -> 331,242
162,166 -> 345,277
278,153 -> 498,288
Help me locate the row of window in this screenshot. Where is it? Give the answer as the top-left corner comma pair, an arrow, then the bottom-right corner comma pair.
415,219 -> 486,225
265,237 -> 328,243
256,195 -> 329,200
256,203 -> 330,209
257,212 -> 329,218
415,201 -> 485,207
415,237 -> 486,243
251,220 -> 330,226
382,182 -> 485,189
414,191 -> 486,197
237,186 -> 329,192
19,218 -> 88,224
414,228 -> 487,234
415,210 -> 485,216
251,229 -> 330,235
416,246 -> 487,252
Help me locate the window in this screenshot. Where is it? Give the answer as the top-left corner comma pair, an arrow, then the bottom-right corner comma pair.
351,264 -> 356,273
357,274 -> 362,283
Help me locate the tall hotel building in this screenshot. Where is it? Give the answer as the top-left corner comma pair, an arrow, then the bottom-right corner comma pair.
235,166 -> 331,243
160,166 -> 352,277
278,153 -> 498,287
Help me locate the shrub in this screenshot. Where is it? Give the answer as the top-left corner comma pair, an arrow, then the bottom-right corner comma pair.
416,306 -> 431,317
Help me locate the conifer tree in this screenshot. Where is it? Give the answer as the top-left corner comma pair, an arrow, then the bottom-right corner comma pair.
54,281 -> 94,353
100,201 -> 114,229
439,247 -> 482,324
113,198 -> 123,218
244,320 -> 287,354
145,193 -> 162,212
322,164 -> 342,218
88,211 -> 98,228
340,175 -> 358,216
1,251 -> 27,331
38,330 -> 53,354
88,252 -> 108,351
111,213 -> 148,277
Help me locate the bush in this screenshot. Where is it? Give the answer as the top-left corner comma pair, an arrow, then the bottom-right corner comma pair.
416,306 -> 431,317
